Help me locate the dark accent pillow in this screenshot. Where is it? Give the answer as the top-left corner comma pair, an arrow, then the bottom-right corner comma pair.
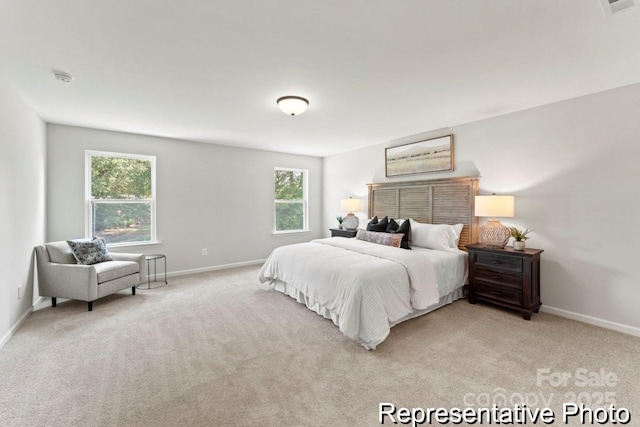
367,216 -> 388,232
366,216 -> 378,231
394,219 -> 411,250
386,218 -> 411,249
385,218 -> 400,233
66,237 -> 113,265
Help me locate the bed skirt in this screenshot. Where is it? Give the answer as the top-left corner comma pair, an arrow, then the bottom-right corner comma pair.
267,279 -> 344,327
265,278 -> 467,348
389,286 -> 467,327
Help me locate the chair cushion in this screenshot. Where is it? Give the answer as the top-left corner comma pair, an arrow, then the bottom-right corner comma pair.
93,261 -> 139,284
45,241 -> 77,264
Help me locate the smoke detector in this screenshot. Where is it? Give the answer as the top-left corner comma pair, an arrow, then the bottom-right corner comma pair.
601,0 -> 635,16
53,71 -> 74,83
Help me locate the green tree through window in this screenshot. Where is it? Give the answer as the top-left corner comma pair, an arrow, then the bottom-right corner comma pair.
87,151 -> 156,245
274,168 -> 307,232
91,156 -> 151,199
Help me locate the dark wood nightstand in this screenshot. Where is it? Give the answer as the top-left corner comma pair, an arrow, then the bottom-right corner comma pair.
466,244 -> 543,320
330,228 -> 358,238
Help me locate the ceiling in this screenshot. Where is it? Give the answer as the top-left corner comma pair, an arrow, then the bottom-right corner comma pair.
1,0 -> 639,157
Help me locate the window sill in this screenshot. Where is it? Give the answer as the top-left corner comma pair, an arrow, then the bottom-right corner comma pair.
272,230 -> 310,236
107,241 -> 162,250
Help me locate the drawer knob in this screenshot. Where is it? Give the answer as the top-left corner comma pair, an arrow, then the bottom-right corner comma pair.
490,291 -> 502,296
492,276 -> 501,281
493,260 -> 503,264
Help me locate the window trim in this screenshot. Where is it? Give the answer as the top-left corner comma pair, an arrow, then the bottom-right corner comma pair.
273,167 -> 309,234
85,150 -> 157,247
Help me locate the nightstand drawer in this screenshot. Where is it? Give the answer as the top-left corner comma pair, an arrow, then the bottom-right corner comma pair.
475,268 -> 522,289
475,253 -> 523,273
475,282 -> 522,305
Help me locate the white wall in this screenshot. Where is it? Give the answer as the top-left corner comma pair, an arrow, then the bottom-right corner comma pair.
47,125 -> 323,274
0,77 -> 46,345
324,82 -> 640,332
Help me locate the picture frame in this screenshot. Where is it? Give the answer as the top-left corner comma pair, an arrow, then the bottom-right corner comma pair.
385,134 -> 454,177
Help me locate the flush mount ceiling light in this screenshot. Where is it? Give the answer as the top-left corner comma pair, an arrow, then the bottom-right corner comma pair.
277,96 -> 309,116
53,71 -> 74,83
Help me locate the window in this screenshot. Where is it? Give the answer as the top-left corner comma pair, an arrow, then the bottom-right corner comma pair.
86,151 -> 156,246
274,167 -> 308,232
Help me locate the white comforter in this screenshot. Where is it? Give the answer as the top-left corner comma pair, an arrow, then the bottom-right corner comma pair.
258,237 -> 466,349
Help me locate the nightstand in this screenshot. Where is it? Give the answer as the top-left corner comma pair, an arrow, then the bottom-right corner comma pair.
466,244 -> 543,320
330,228 -> 358,238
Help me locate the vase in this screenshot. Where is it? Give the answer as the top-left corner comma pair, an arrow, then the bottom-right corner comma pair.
513,240 -> 526,251
338,224 -> 343,229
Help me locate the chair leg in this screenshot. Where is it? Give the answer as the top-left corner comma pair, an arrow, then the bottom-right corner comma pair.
132,286 -> 136,295
88,301 -> 93,312
52,297 -> 56,307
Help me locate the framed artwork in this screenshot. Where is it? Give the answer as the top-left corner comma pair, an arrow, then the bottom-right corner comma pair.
385,134 -> 454,177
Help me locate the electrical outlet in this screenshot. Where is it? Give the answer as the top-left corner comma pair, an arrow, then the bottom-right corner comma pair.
17,282 -> 23,300
202,248 -> 208,256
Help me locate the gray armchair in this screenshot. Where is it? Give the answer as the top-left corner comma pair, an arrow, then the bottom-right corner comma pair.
35,241 -> 145,311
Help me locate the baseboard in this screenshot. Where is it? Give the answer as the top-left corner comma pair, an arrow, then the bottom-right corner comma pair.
0,297 -> 44,351
541,305 -> 640,338
161,259 -> 266,280
33,296 -> 45,310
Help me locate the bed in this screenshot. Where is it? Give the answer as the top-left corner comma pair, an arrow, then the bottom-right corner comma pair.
259,177 -> 479,349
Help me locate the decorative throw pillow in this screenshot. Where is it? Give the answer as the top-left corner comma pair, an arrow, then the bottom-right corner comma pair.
367,216 -> 389,232
366,216 -> 378,230
395,219 -> 412,250
66,237 -> 113,265
386,218 -> 411,249
385,218 -> 399,232
355,229 -> 404,248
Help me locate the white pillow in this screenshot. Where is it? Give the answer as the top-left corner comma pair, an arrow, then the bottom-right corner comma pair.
358,218 -> 373,230
409,219 -> 455,251
451,223 -> 464,247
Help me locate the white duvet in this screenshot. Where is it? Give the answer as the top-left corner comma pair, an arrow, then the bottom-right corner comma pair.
258,237 -> 467,350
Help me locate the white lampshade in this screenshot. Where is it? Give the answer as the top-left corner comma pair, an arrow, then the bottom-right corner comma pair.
475,195 -> 514,248
277,96 -> 309,116
341,198 -> 362,213
475,195 -> 515,218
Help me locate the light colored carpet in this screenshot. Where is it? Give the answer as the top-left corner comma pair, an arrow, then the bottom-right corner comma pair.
1,265 -> 638,426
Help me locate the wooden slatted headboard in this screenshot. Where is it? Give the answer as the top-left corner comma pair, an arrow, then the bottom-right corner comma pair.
367,177 -> 480,250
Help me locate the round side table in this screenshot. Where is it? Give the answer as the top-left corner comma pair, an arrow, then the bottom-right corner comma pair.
138,254 -> 168,290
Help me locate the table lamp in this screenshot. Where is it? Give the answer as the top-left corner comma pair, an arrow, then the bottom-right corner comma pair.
341,198 -> 362,230
475,194 -> 514,247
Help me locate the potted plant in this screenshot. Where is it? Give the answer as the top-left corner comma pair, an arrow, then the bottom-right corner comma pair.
336,215 -> 344,229
509,227 -> 532,250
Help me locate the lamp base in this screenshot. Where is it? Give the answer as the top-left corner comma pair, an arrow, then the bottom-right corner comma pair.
343,213 -> 359,230
479,219 -> 510,248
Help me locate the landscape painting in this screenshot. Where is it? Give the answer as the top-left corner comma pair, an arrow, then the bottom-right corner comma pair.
385,135 -> 453,177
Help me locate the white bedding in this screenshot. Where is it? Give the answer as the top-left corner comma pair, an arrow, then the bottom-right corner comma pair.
258,237 -> 467,349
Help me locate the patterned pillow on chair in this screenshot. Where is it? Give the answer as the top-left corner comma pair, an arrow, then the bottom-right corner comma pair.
66,237 -> 113,265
